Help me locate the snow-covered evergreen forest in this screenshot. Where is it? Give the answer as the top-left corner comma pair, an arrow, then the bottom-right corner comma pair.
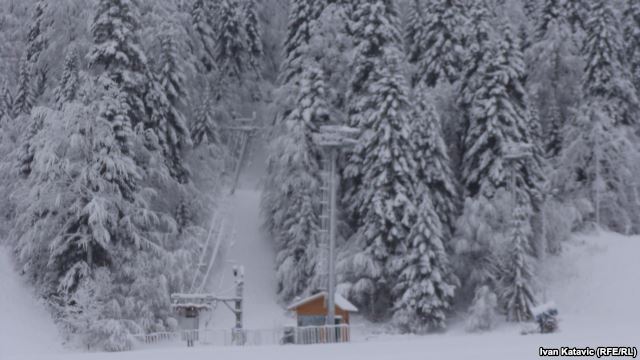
0,0 -> 639,353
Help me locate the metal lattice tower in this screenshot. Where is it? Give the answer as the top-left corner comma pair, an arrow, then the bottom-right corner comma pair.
318,155 -> 332,291
312,125 -> 359,326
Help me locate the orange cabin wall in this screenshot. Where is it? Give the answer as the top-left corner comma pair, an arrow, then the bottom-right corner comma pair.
294,296 -> 350,324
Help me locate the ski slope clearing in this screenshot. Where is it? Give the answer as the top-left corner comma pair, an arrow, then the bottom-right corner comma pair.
0,246 -> 65,360
206,189 -> 289,329
37,231 -> 637,360
203,133 -> 289,329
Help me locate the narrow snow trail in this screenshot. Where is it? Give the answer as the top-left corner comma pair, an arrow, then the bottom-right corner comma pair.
205,133 -> 288,329
0,246 -> 64,360
207,189 -> 288,329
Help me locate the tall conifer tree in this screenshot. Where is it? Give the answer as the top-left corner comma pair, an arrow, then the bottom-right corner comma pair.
581,0 -> 638,126
413,0 -> 465,87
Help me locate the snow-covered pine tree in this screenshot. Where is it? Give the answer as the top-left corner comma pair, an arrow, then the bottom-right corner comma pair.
58,2 -> 184,346
457,0 -> 492,163
404,0 -> 426,65
143,74 -> 182,175
43,78 -> 172,349
462,25 -> 544,208
391,183 -> 456,332
411,85 -> 458,240
0,81 -> 11,120
545,102 -> 564,157
498,194 -> 537,322
215,0 -> 250,82
89,0 -> 181,186
154,29 -> 192,181
623,0 -> 640,94
19,2 -> 43,98
582,0 -> 638,127
528,0 -> 582,159
23,0 -> 51,106
265,61 -> 328,301
413,0 -> 465,87
263,0 -> 328,271
535,0 -> 563,41
243,0 -> 264,76
279,0 -> 326,85
348,61 -> 418,315
341,1 -> 422,317
342,0 -> 402,225
563,0 -> 586,34
32,64 -> 48,102
25,0 -> 48,68
192,0 -> 217,72
191,88 -> 224,148
14,56 -> 33,116
88,0 -> 149,140
55,47 -> 80,106
15,54 -> 38,178
15,110 -> 43,179
307,2 -> 353,113
522,0 -> 540,25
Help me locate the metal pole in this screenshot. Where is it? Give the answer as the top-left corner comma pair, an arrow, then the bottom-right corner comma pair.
327,148 -> 337,326
540,197 -> 546,259
594,123 -> 600,227
511,166 -> 517,211
229,112 -> 256,195
230,132 -> 250,195
233,266 -> 244,345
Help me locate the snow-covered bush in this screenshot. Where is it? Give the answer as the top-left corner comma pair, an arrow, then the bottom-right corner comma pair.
88,318 -> 139,352
465,285 -> 499,332
541,198 -> 583,254
453,189 -> 513,303
455,187 -> 540,322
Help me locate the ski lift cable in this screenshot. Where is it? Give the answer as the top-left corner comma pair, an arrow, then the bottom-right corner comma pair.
197,217 -> 229,293
189,209 -> 221,293
213,220 -> 238,295
186,113 -> 258,295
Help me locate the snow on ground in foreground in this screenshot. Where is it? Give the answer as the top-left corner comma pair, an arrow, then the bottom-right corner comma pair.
539,231 -> 640,338
2,203 -> 638,360
0,246 -> 64,360
34,230 -> 637,360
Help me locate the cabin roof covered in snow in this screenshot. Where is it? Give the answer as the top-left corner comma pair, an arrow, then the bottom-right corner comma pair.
287,291 -> 358,313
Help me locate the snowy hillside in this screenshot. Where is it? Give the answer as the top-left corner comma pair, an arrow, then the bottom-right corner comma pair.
0,246 -> 64,360
10,230 -> 632,360
540,231 -> 640,337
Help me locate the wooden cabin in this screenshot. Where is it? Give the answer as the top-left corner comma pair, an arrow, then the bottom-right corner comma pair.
287,291 -> 358,326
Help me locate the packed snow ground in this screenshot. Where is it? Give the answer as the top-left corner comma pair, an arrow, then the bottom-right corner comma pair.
204,134 -> 291,329
0,245 -> 64,360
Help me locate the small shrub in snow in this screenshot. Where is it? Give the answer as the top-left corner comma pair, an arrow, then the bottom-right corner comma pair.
541,199 -> 582,254
88,319 -> 139,352
465,285 -> 499,332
